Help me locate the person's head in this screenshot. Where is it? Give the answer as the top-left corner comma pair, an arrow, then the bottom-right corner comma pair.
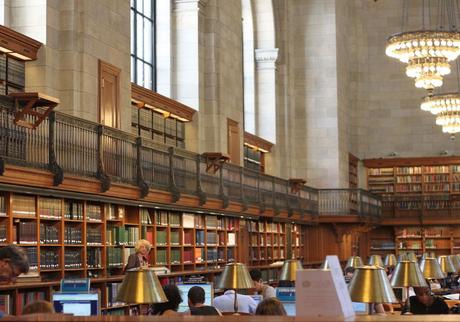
250,269 -> 263,291
0,245 -> 29,284
344,267 -> 355,277
151,284 -> 182,315
22,300 -> 55,315
135,239 -> 152,257
188,286 -> 205,308
414,287 -> 433,306
255,298 -> 287,316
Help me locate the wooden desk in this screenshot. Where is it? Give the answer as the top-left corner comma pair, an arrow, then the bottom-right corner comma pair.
3,313 -> 460,322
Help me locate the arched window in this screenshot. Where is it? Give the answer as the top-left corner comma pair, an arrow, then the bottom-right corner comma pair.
131,0 -> 156,90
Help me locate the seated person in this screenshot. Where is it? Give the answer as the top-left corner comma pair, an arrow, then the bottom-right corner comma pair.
22,300 -> 55,315
255,298 -> 286,316
403,286 -> 449,314
150,284 -> 182,316
187,286 -> 221,316
344,267 -> 355,284
250,269 -> 275,299
213,289 -> 257,314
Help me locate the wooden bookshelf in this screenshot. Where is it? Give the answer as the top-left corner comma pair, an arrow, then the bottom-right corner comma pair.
0,192 -> 244,315
349,153 -> 358,189
367,225 -> 457,259
364,157 -> 460,217
247,219 -> 287,266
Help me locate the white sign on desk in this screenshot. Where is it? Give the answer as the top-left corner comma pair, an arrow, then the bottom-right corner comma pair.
296,255 -> 355,318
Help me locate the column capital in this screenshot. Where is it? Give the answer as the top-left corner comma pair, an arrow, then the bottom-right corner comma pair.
255,48 -> 279,70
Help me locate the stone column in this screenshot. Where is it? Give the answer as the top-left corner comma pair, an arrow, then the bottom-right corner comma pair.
172,0 -> 207,110
255,47 -> 278,144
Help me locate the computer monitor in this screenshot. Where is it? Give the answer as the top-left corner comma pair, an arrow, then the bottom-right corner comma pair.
352,302 -> 368,315
52,292 -> 100,316
250,294 -> 263,306
282,302 -> 296,316
176,283 -> 214,313
275,287 -> 295,302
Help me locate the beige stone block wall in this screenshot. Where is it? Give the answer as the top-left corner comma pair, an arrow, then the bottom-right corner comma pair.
11,0 -> 131,132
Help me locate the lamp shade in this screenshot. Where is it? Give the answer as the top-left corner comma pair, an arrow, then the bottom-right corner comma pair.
453,255 -> 460,273
384,254 -> 397,267
438,255 -> 456,274
390,261 -> 428,288
345,256 -> 363,269
116,268 -> 167,304
397,254 -> 408,262
368,255 -> 384,268
406,252 -> 418,262
217,263 -> 254,289
348,265 -> 397,304
419,257 -> 445,279
422,252 -> 436,260
279,259 -> 303,281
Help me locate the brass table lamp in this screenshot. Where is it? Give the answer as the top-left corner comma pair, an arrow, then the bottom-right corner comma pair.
279,259 -> 303,282
397,254 -> 408,262
345,256 -> 363,269
451,255 -> 460,273
390,260 -> 428,303
217,262 -> 254,313
368,255 -> 384,268
116,268 -> 167,304
419,257 -> 445,280
438,255 -> 456,274
406,252 -> 418,262
384,254 -> 397,267
348,265 -> 397,314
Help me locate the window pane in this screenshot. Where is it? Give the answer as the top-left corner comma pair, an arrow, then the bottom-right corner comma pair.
131,56 -> 135,83
143,18 -> 152,63
130,9 -> 135,54
136,0 -> 143,12
144,63 -> 152,90
136,14 -> 144,60
137,59 -> 144,86
143,0 -> 152,18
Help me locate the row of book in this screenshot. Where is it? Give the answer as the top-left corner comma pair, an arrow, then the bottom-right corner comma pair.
11,195 -> 35,217
248,221 -> 285,233
64,226 -> 82,244
87,248 -> 102,268
64,202 -> 83,220
39,224 -> 59,244
0,223 -> 6,243
87,204 -> 102,222
38,198 -> 62,219
251,234 -> 285,246
106,226 -> 139,246
0,196 -> 5,216
40,249 -> 60,269
87,228 -> 102,245
64,249 -> 82,268
250,247 -> 285,260
105,204 -> 125,220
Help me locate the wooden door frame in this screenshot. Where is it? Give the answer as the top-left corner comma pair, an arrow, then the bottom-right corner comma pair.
98,60 -> 121,128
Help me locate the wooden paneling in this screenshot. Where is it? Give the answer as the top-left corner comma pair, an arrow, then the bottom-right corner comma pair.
99,60 -> 120,128
227,118 -> 240,165
304,224 -> 353,262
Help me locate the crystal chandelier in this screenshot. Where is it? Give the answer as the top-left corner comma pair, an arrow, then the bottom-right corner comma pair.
421,93 -> 460,133
385,0 -> 460,91
386,31 -> 460,90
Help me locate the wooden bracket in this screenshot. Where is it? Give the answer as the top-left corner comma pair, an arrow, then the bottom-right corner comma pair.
288,178 -> 306,194
202,152 -> 230,174
10,92 -> 59,129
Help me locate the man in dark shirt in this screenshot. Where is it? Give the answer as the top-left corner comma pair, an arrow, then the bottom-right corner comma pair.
405,287 -> 449,314
188,286 -> 221,316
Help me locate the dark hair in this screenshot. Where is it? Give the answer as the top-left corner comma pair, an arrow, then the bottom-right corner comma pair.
22,300 -> 55,315
250,269 -> 262,282
0,245 -> 29,274
188,286 -> 205,305
344,267 -> 355,275
151,284 -> 182,315
255,298 -> 286,316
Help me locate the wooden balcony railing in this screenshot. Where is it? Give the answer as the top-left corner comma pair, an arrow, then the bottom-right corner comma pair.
0,95 -> 381,219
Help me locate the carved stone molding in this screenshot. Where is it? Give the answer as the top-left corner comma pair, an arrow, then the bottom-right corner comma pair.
255,48 -> 279,70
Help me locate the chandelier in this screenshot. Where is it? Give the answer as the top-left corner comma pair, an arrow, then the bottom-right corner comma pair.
386,31 -> 460,90
421,94 -> 460,133
385,0 -> 460,91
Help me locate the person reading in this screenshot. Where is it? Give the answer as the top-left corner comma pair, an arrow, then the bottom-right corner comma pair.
187,286 -> 221,316
402,286 -> 449,314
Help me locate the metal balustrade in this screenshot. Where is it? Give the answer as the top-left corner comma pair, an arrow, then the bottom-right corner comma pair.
0,95 -> 381,219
